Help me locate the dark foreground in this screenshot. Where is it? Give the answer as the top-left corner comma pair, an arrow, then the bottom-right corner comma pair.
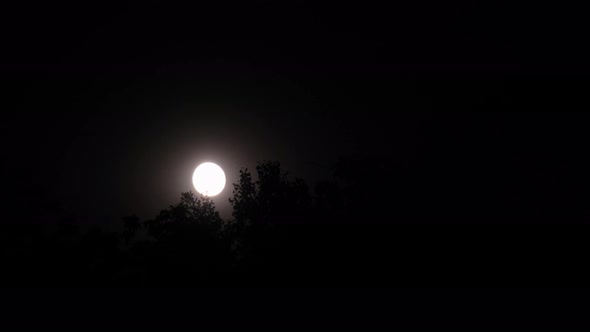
2,287 -> 589,325
1,222 -> 589,325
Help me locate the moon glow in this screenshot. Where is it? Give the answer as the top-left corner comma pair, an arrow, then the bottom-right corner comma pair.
192,162 -> 226,197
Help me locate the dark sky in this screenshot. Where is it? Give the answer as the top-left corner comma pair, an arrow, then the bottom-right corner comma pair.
2,1 -> 589,225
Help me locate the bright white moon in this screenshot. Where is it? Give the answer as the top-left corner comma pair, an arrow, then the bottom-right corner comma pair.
192,162 -> 226,197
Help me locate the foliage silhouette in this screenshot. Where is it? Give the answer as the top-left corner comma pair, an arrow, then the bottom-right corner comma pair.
123,191 -> 234,287
1,148 -> 590,289
227,161 -> 314,284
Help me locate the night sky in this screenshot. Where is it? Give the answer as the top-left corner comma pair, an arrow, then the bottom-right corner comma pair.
2,1 -> 590,324
4,1 -> 587,224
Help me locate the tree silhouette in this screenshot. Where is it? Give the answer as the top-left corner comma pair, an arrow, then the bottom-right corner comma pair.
129,191 -> 234,286
227,161 -> 317,284
121,214 -> 141,245
145,191 -> 223,241
1,152 -> 588,290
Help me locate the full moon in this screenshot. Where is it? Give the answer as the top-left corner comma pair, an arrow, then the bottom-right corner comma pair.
192,162 -> 226,197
